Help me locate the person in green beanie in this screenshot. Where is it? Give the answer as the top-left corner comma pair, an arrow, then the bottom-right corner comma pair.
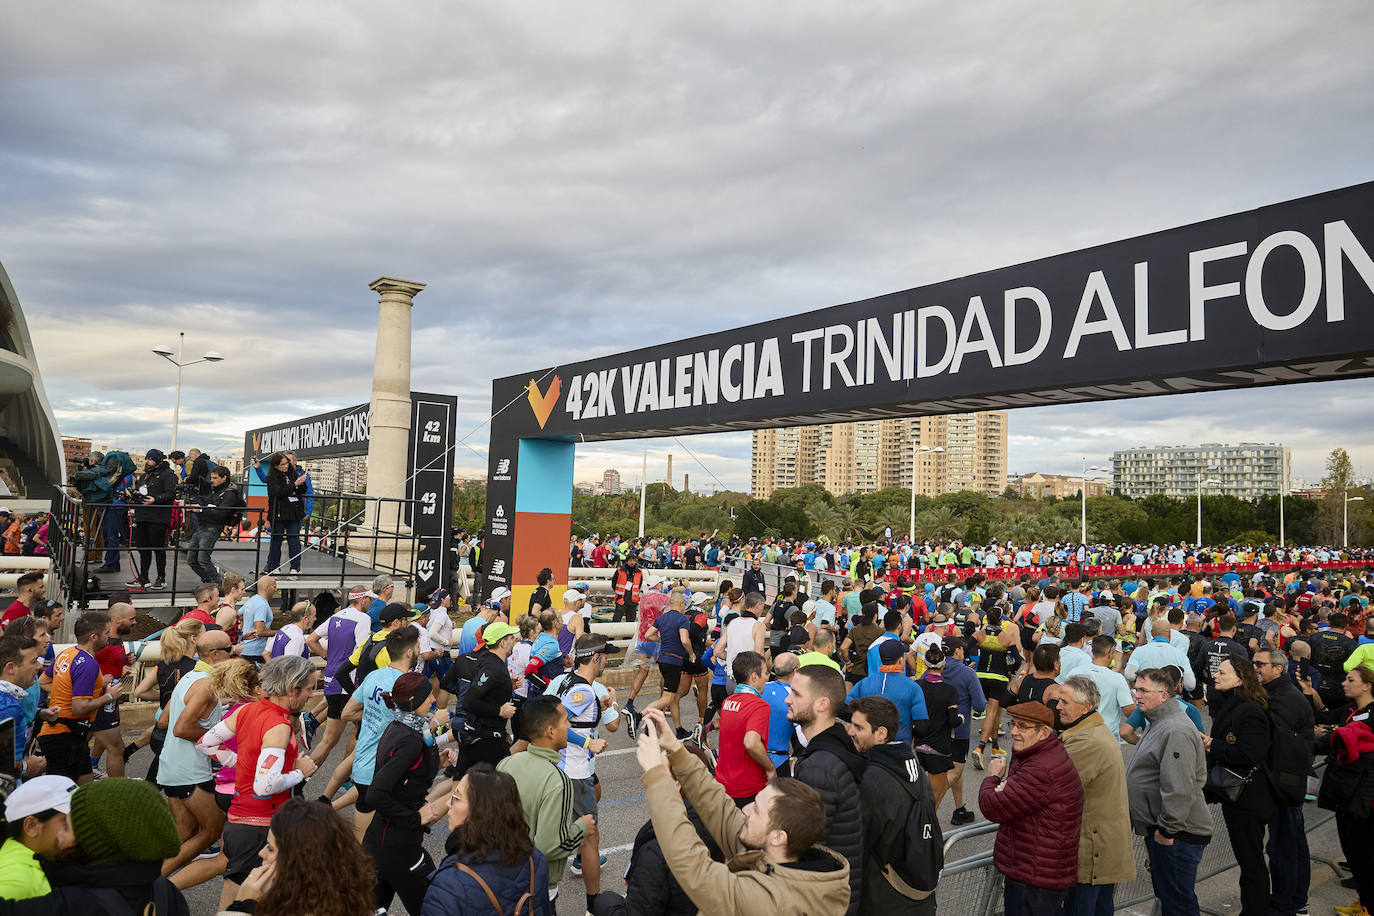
0,777 -> 188,915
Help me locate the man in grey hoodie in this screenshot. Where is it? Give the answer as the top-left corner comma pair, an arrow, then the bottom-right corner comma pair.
1124,667 -> 1213,916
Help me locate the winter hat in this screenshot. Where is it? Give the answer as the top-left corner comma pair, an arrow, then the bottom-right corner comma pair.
145,448 -> 165,463
69,778 -> 181,864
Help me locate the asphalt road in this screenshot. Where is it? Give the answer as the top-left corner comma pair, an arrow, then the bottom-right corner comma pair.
123,685 -> 1353,916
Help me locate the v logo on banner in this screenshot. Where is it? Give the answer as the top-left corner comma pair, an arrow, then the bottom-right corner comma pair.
526,375 -> 562,429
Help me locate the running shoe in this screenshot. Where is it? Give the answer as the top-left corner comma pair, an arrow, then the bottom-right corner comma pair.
971,745 -> 986,770
301,712 -> 321,748
992,746 -> 1007,759
124,579 -> 148,590
689,723 -> 704,746
624,708 -> 640,741
194,844 -> 220,861
950,807 -> 976,826
151,579 -> 166,590
123,742 -> 139,762
569,856 -> 581,876
675,727 -> 691,741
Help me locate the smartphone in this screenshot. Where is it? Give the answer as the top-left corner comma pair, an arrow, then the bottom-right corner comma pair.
1298,657 -> 1311,681
643,716 -> 658,742
0,717 -> 16,777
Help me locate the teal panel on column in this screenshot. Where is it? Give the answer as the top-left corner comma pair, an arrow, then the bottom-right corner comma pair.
514,439 -> 575,514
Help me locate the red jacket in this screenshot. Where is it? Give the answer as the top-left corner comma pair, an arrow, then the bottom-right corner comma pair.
979,732 -> 1084,890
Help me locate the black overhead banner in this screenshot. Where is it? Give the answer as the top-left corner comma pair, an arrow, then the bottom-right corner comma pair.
407,392 -> 457,596
244,403 -> 370,461
490,181 -> 1374,441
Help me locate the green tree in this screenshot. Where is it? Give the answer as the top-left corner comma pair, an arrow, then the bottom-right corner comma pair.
1317,447 -> 1356,544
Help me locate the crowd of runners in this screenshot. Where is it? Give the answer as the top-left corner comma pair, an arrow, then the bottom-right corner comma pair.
0,545 -> 1372,915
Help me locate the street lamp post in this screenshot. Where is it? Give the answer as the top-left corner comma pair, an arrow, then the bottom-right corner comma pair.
638,440 -> 648,539
152,332 -> 224,451
1080,459 -> 1107,546
1278,484 -> 1286,549
1196,467 -> 1221,546
1345,494 -> 1365,549
910,443 -> 944,542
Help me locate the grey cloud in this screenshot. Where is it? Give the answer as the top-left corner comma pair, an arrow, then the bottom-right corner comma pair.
3,1 -> 1372,490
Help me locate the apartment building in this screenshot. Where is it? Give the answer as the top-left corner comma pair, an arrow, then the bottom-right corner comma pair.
751,412 -> 1008,499
1112,443 -> 1291,499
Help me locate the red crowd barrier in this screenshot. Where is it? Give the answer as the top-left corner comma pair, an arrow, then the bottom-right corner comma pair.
882,559 -> 1369,585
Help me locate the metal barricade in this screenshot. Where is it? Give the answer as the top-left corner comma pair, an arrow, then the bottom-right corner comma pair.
936,801 -> 1342,916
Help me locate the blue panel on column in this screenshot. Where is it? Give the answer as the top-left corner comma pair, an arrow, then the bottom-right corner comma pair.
514,439 -> 575,515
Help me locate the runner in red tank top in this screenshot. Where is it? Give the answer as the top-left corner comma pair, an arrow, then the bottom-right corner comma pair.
198,655 -> 320,908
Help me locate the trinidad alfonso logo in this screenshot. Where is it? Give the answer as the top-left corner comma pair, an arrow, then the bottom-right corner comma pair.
526,375 -> 562,429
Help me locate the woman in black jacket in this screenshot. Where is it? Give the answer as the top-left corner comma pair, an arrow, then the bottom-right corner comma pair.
264,451 -> 306,576
914,645 -> 964,807
362,672 -> 454,915
1314,665 -> 1374,915
1203,656 -> 1275,916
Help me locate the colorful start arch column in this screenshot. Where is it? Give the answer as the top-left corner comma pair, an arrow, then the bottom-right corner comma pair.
483,180 -> 1374,606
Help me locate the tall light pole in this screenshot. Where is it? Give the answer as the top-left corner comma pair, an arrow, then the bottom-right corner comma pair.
152,332 -> 225,451
638,440 -> 648,539
910,443 -> 944,542
1345,494 -> 1365,549
1196,467 -> 1221,546
1080,459 -> 1107,546
1278,483 -> 1286,549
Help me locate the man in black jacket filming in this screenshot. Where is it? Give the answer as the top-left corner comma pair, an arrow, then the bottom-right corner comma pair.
126,449 -> 178,590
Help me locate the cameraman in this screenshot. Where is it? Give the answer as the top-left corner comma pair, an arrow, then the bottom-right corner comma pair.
186,466 -> 241,584
126,449 -> 178,590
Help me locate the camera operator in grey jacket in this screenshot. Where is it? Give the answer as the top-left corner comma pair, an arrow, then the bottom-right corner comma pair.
1124,666 -> 1213,916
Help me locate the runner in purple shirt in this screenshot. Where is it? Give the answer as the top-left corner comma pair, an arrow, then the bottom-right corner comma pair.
304,587 -> 374,764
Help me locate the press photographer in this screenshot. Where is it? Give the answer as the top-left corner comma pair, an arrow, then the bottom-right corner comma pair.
126,449 -> 178,590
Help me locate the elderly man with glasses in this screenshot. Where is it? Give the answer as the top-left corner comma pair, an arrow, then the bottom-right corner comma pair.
1254,648 -> 1316,916
1124,668 -> 1213,916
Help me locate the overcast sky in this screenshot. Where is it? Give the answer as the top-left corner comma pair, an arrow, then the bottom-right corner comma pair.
3,1 -> 1372,492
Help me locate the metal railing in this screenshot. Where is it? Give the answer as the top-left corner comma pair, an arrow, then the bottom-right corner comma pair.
50,487 -> 421,609
933,803 -> 1339,916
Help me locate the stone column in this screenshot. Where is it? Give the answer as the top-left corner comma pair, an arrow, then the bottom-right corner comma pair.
365,277 -> 425,532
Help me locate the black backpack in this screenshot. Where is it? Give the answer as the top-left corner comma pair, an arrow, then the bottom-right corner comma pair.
1266,711 -> 1314,806
872,757 -> 943,898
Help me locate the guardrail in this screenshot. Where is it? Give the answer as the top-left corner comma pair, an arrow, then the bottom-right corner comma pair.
933,803 -> 1338,916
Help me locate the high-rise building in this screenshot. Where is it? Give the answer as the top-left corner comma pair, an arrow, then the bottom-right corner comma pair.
601,468 -> 622,495
309,455 -> 368,493
751,412 -> 1007,499
1112,443 -> 1291,499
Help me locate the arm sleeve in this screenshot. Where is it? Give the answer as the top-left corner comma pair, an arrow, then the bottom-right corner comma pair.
253,746 -> 304,796
334,658 -> 358,694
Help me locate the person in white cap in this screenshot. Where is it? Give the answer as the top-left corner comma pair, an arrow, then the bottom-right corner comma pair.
0,773 -> 76,899
557,588 -> 588,663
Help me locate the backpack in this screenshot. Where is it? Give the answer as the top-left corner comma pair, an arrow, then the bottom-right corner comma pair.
453,855 -> 536,916
1266,711 -> 1314,806
873,757 -> 943,898
85,875 -> 190,916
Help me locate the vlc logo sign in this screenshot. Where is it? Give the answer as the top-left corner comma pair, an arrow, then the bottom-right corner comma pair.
525,375 -> 562,429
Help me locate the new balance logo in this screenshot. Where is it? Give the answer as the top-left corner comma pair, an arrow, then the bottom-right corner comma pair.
496,458 -> 510,475
490,559 -> 506,577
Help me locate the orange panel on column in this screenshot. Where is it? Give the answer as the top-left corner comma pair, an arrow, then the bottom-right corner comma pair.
511,511 -> 572,614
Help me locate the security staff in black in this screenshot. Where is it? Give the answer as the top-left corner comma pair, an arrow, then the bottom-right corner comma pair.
457,620 -> 520,775
1307,612 -> 1357,713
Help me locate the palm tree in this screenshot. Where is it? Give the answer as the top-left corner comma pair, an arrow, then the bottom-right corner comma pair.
914,506 -> 961,540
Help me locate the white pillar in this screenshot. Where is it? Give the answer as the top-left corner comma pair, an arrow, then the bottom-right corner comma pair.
365,277 -> 425,531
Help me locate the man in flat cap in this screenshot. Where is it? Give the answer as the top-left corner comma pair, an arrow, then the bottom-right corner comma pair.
978,700 -> 1084,916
